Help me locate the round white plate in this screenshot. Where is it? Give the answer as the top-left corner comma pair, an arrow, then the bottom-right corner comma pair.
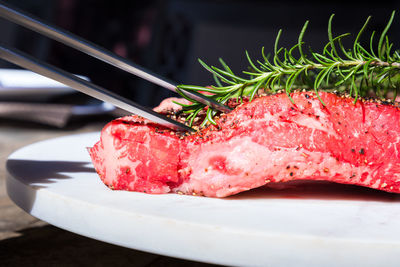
0,69 -> 85,100
71,102 -> 115,116
6,132 -> 400,266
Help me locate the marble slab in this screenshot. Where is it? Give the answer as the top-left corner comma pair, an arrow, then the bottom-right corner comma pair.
6,132 -> 400,266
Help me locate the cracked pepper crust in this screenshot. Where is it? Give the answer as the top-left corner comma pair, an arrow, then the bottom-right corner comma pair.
89,91 -> 400,197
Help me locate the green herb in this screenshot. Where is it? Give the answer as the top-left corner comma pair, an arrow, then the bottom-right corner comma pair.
176,11 -> 400,126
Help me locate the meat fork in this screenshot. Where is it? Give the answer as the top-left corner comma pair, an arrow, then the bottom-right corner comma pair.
0,1 -> 231,131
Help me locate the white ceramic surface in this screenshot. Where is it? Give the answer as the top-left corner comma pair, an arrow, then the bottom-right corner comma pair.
0,69 -> 83,100
6,132 -> 400,267
71,102 -> 115,116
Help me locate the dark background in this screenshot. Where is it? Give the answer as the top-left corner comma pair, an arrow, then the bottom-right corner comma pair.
0,0 -> 399,107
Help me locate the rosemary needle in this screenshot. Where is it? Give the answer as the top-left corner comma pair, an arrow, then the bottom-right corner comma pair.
178,11 -> 400,126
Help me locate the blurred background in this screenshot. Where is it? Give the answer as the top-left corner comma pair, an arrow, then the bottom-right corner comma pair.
0,0 -> 399,107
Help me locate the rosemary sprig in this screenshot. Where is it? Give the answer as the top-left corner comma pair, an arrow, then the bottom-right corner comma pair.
177,11 -> 400,126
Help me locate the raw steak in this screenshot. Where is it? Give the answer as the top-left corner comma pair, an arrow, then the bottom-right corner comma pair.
89,92 -> 400,197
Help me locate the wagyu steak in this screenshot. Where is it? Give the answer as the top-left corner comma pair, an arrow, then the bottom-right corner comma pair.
89,92 -> 400,197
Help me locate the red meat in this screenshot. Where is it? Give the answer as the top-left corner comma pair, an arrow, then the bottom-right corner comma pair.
89,92 -> 400,197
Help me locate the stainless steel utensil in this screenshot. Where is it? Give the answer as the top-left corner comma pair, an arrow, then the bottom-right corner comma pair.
0,45 -> 193,131
0,1 -> 232,131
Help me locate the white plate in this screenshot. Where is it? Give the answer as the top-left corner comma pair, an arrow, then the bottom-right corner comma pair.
0,69 -> 82,100
71,102 -> 115,116
6,132 -> 400,266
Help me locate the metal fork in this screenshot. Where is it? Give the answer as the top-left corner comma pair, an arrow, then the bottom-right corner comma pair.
0,1 -> 231,131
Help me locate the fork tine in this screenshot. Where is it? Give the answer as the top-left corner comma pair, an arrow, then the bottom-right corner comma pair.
0,1 -> 231,113
0,45 -> 194,132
